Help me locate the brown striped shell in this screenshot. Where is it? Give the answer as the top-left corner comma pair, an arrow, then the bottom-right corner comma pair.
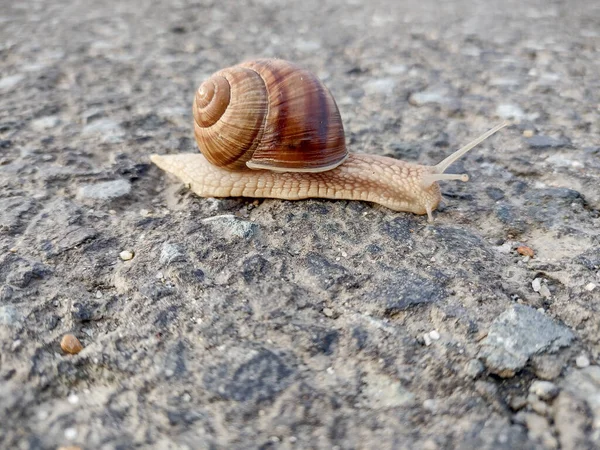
193,59 -> 348,172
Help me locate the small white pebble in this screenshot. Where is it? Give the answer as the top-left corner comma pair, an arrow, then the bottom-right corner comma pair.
68,394 -> 79,405
529,380 -> 559,401
423,333 -> 432,346
423,399 -> 437,412
164,368 -> 174,378
584,283 -> 597,292
326,366 -> 335,375
429,330 -> 440,340
156,271 -> 164,279
523,129 -> 535,138
497,243 -> 512,254
64,427 -> 77,440
539,284 -> 551,299
323,307 -> 333,317
532,278 -> 542,292
95,290 -> 102,299
341,251 -> 348,258
576,355 -> 590,368
289,436 -> 298,443
119,250 -> 134,261
182,393 -> 192,402
11,339 -> 21,351
139,209 -> 150,217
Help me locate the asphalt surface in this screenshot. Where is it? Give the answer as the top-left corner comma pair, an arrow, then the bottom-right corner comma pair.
1,0 -> 599,448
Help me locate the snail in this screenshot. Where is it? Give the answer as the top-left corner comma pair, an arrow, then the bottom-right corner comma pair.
151,59 -> 506,221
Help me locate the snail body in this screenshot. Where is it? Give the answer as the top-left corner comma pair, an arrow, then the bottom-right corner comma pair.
151,59 -> 506,221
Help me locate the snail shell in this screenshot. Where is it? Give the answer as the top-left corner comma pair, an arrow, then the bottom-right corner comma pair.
193,59 -> 348,172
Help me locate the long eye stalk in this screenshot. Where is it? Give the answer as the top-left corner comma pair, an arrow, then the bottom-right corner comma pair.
421,121 -> 508,187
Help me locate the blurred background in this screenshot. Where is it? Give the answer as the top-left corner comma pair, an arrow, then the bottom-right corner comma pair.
2,0 -> 598,166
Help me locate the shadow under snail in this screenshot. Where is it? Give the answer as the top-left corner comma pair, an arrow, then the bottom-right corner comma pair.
151,59 -> 507,221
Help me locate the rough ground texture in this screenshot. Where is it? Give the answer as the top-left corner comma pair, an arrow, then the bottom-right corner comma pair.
1,0 -> 599,449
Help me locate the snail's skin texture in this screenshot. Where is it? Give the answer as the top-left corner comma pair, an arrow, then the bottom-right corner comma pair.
151,153 -> 442,219
151,122 -> 507,221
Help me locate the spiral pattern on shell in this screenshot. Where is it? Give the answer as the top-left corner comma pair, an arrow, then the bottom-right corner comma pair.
192,59 -> 348,172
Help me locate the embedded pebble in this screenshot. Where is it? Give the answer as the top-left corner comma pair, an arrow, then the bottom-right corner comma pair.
539,284 -> 551,299
159,242 -> 183,265
529,380 -> 560,401
527,394 -> 551,416
423,399 -> 438,413
77,179 -> 132,201
31,116 -> 60,131
67,394 -> 80,405
532,278 -> 542,292
429,330 -> 440,340
423,333 -> 432,346
522,413 -> 558,449
516,246 -> 535,257
497,243 -> 512,254
479,305 -> 574,377
0,305 -> 22,326
526,135 -> 569,149
575,355 -> 590,368
465,359 -> 485,379
523,129 -> 535,138
509,395 -> 528,411
119,250 -> 134,261
0,74 -> 24,90
408,88 -> 458,109
584,282 -> 597,291
496,103 -> 525,120
364,78 -> 396,95
323,307 -> 334,317
64,428 -> 78,440
60,334 -> 84,354
202,214 -> 258,239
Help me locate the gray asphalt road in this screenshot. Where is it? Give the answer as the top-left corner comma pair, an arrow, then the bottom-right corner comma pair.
1,0 -> 599,448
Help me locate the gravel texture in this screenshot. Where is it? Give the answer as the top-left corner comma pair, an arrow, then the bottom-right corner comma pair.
1,0 -> 599,449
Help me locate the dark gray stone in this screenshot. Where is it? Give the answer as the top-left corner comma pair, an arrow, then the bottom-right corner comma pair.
526,135 -> 571,149
379,217 -> 414,242
576,247 -> 600,271
479,305 -> 574,377
373,270 -> 447,314
0,198 -> 35,235
203,349 -> 294,402
159,242 -> 184,266
242,254 -> 270,283
305,253 -> 354,290
485,187 -> 505,201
